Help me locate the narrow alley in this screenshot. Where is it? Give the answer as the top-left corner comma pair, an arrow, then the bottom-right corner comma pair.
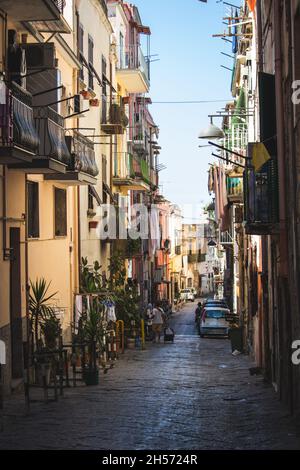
1,302 -> 299,451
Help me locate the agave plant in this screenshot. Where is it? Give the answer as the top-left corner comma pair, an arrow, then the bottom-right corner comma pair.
29,278 -> 58,351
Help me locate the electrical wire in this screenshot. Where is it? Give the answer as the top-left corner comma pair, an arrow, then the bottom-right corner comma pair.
152,99 -> 231,104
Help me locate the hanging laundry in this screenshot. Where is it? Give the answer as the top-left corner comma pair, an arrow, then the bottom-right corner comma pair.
247,0 -> 257,12
74,295 -> 83,330
106,304 -> 116,323
0,81 -> 6,105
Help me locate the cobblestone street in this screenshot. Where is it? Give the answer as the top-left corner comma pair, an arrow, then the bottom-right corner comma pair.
1,302 -> 300,450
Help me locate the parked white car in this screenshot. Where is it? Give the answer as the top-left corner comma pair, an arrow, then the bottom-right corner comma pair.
200,307 -> 230,337
180,288 -> 195,302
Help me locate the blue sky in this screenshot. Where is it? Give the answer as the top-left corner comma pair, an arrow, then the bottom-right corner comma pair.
133,0 -> 233,217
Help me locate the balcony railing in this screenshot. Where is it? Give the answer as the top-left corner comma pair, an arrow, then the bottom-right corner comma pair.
66,132 -> 99,177
175,246 -> 182,256
132,156 -> 150,185
52,0 -> 65,13
34,106 -> 70,164
113,152 -> 134,180
101,101 -> 129,135
113,153 -> 150,187
188,253 -> 203,264
244,161 -> 279,234
150,167 -> 158,188
117,45 -> 150,93
118,45 -> 149,80
0,81 -> 39,162
2,0 -> 71,34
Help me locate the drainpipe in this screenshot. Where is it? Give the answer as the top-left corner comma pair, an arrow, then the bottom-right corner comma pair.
1,166 -> 6,260
274,0 -> 294,413
24,175 -> 30,412
274,0 -> 288,278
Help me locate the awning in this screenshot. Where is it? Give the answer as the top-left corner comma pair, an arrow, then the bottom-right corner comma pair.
89,185 -> 102,206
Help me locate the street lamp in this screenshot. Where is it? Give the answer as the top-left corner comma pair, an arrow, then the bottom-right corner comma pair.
198,116 -> 224,140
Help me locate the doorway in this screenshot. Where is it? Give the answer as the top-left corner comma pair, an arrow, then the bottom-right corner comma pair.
10,228 -> 23,379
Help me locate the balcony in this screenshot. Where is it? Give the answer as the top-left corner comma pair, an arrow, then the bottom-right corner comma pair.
0,82 -> 39,164
113,153 -> 150,191
101,102 -> 129,135
45,132 -> 99,185
132,124 -> 147,154
9,106 -> 69,174
244,162 -> 279,235
227,175 -> 243,203
113,238 -> 142,259
150,167 -> 158,189
175,246 -> 182,256
188,252 -> 205,264
0,0 -> 71,33
116,46 -> 150,93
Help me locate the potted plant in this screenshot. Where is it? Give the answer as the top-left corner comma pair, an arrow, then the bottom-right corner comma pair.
89,220 -> 99,230
29,278 -> 59,385
40,316 -> 61,351
80,257 -> 103,294
82,302 -> 105,386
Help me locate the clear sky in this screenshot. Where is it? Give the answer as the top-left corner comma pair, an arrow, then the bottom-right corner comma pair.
133,0 -> 233,219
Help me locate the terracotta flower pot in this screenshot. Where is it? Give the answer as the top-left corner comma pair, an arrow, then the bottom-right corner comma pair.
89,221 -> 99,230
89,98 -> 100,107
81,90 -> 92,100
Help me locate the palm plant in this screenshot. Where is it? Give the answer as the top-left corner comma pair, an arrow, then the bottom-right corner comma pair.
29,278 -> 58,351
83,302 -> 105,369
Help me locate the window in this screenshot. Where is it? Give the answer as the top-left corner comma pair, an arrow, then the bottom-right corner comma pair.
119,32 -> 124,68
88,186 -> 94,211
27,181 -> 39,238
101,56 -> 107,124
54,188 -> 67,237
102,155 -> 107,203
79,23 -> 84,81
88,35 -> 94,90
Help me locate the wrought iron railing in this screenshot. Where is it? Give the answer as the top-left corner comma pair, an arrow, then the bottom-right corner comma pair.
52,0 -> 65,14
0,81 -> 39,155
66,132 -> 99,177
34,106 -> 70,163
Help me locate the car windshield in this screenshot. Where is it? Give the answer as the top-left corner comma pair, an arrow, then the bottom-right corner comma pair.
205,310 -> 226,319
206,302 -> 227,307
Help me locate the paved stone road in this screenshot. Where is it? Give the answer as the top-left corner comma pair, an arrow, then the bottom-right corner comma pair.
0,301 -> 300,450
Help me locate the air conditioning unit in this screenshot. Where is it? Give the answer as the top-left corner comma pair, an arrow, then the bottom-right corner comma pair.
23,43 -> 56,70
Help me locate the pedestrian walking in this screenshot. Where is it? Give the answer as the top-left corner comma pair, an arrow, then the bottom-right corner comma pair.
145,303 -> 154,340
195,302 -> 202,333
152,304 -> 164,343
